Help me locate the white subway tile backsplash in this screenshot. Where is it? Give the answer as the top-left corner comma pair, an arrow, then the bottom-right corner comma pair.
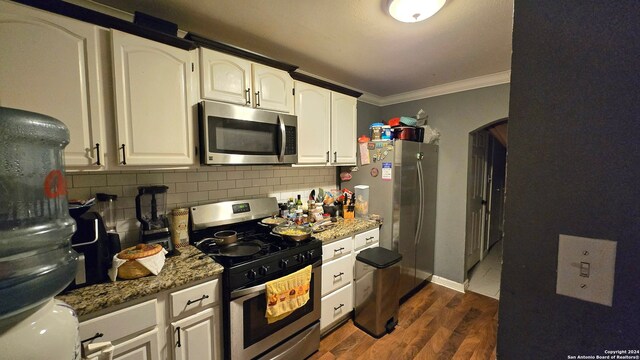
218,180 -> 236,189
227,188 -> 244,198
198,181 -> 218,191
187,191 -> 209,202
163,172 -> 187,183
137,173 -> 164,184
66,166 -> 338,246
73,174 -> 107,187
244,170 -> 260,179
176,182 -> 198,193
208,189 -> 227,200
208,172 -> 227,181
187,172 -> 208,182
227,171 -> 244,180
236,179 -> 253,188
107,173 -> 137,186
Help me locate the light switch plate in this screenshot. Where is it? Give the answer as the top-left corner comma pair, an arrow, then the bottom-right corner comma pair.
556,234 -> 616,306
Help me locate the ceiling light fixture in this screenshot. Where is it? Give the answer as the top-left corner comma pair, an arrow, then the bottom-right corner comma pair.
388,0 -> 446,23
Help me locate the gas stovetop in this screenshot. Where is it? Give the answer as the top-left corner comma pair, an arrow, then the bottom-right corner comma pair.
192,225 -> 322,289
189,198 -> 323,290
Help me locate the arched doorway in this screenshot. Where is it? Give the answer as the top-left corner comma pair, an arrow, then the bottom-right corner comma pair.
464,118 -> 508,299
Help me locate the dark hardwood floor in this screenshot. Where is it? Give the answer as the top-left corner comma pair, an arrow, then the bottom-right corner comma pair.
310,283 -> 498,360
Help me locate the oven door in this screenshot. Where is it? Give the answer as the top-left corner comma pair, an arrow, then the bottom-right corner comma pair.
200,101 -> 297,165
229,261 -> 321,360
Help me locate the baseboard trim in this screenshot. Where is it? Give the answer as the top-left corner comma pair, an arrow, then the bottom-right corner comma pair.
431,276 -> 466,293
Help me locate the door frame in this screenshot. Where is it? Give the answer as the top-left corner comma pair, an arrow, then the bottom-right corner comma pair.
464,118 -> 508,277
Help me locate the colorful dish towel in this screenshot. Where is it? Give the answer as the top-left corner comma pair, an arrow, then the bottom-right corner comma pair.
265,265 -> 312,324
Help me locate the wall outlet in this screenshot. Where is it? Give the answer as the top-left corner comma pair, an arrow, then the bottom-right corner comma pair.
556,234 -> 616,306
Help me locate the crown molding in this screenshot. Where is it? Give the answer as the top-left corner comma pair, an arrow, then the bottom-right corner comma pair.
359,70 -> 511,107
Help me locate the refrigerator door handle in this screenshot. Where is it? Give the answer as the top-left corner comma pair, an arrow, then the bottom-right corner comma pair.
415,160 -> 425,246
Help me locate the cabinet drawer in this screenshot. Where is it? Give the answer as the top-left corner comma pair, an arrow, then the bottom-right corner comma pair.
321,255 -> 353,297
322,237 -> 352,262
353,228 -> 379,250
320,283 -> 353,332
80,299 -> 157,343
170,279 -> 219,319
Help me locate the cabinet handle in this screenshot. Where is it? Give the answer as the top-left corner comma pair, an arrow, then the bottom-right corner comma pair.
333,247 -> 344,253
95,143 -> 101,166
245,88 -> 251,105
366,236 -> 374,241
255,91 -> 261,107
333,272 -> 344,279
326,151 -> 330,162
175,326 -> 181,348
334,303 -> 344,311
186,294 -> 209,305
119,144 -> 127,165
81,332 -> 104,344
334,152 -> 337,162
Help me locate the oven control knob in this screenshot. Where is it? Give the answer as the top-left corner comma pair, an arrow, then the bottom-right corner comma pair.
280,259 -> 289,268
259,265 -> 269,275
298,253 -> 308,262
307,250 -> 316,258
246,269 -> 257,280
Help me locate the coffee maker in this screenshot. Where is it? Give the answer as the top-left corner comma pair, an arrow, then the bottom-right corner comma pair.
135,185 -> 174,254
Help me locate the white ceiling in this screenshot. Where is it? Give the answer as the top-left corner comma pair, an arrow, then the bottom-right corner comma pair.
89,0 -> 514,98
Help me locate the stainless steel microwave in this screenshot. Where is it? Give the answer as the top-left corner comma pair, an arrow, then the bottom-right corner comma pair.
199,101 -> 298,165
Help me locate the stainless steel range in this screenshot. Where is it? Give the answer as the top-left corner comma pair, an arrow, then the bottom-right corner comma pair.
190,198 -> 322,360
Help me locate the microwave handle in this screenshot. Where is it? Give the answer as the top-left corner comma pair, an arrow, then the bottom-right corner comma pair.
278,115 -> 286,162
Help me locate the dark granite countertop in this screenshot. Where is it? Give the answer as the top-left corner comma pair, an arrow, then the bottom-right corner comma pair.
313,218 -> 380,244
56,245 -> 223,317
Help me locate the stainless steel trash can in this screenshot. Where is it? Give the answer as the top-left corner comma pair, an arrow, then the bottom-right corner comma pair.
354,247 -> 402,338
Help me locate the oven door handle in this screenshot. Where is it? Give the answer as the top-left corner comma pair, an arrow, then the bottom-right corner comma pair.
231,260 -> 321,300
231,281 -> 266,299
278,115 -> 286,163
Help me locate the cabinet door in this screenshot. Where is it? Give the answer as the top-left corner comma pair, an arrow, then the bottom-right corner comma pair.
330,93 -> 357,165
111,29 -> 195,166
294,82 -> 331,164
113,329 -> 161,360
200,49 -> 252,105
252,63 -> 294,113
0,1 -> 106,169
171,307 -> 221,360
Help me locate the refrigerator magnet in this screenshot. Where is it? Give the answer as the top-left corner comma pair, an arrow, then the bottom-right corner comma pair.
382,162 -> 392,180
370,167 -> 379,177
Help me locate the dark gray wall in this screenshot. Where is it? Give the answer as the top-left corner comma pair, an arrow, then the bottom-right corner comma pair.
498,1 -> 640,358
379,85 -> 510,283
356,100 -> 382,138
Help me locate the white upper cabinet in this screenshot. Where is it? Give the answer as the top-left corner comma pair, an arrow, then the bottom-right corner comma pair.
200,50 -> 251,106
200,48 -> 294,113
0,1 -> 106,169
294,82 -> 331,164
111,29 -> 196,166
252,63 -> 294,113
330,92 -> 357,165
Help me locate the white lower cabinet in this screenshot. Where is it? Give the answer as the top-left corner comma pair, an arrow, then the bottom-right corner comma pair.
320,283 -> 353,331
171,307 -> 221,360
319,228 -> 379,335
113,329 -> 161,360
78,278 -> 221,360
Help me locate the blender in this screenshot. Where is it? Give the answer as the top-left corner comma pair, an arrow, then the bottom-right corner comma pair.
96,192 -> 121,247
135,185 -> 174,254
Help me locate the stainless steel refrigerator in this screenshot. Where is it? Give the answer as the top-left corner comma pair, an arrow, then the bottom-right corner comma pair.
343,140 -> 438,301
